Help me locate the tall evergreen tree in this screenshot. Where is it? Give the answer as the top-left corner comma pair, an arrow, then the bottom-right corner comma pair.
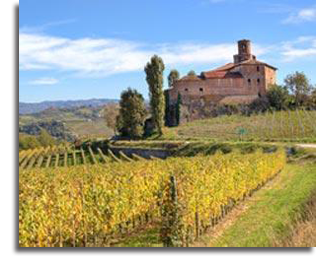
145,55 -> 165,135
116,88 -> 147,139
175,93 -> 182,126
168,69 -> 180,88
164,90 -> 170,126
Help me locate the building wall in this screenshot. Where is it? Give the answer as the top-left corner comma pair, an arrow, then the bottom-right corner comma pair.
169,64 -> 276,104
165,63 -> 276,126
264,66 -> 277,91
170,78 -> 245,104
233,64 -> 266,96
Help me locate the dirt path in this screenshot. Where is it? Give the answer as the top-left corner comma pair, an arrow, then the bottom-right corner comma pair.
295,144 -> 316,149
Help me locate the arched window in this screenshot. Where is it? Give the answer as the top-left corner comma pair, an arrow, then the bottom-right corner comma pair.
199,88 -> 203,92
248,79 -> 251,84
257,66 -> 260,72
184,88 -> 188,92
257,78 -> 260,84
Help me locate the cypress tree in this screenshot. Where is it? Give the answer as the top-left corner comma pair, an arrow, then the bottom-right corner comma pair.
175,93 -> 182,126
145,55 -> 165,135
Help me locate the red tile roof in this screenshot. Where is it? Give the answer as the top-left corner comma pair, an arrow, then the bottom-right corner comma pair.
213,63 -> 236,71
202,70 -> 243,79
203,59 -> 277,79
237,59 -> 277,70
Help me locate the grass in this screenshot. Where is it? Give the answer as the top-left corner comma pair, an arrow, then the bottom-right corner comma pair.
280,193 -> 316,247
110,140 -> 185,150
113,227 -> 162,247
205,161 -> 316,247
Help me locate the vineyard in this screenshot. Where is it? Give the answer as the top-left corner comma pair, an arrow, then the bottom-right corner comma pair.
163,110 -> 316,142
19,148 -> 286,247
18,145 -> 140,170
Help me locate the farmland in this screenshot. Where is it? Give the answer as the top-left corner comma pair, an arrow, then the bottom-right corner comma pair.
18,109 -> 316,247
19,148 -> 285,247
161,110 -> 316,143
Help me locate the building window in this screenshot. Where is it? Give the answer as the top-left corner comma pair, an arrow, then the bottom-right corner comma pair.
248,79 -> 251,84
184,88 -> 188,92
257,66 -> 260,72
257,78 -> 260,84
199,88 -> 203,92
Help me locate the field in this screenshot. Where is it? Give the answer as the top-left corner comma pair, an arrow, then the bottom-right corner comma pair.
19,106 -> 114,139
18,144 -> 140,170
161,110 -> 316,143
19,148 -> 286,247
18,110 -> 316,247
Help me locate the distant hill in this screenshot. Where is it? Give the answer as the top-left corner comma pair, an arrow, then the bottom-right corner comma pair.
19,98 -> 118,114
19,102 -> 117,140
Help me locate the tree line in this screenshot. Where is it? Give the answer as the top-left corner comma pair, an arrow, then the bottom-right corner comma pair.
267,71 -> 316,111
19,129 -> 57,150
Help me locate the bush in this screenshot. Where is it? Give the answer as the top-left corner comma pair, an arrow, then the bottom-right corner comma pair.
266,85 -> 289,110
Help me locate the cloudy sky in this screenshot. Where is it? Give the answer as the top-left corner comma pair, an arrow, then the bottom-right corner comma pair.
19,0 -> 316,102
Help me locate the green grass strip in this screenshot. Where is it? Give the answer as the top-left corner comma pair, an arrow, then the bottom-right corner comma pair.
54,154 -> 60,168
211,162 -> 316,247
80,148 -> 86,165
45,155 -> 51,168
119,151 -> 133,162
88,146 -> 97,164
97,148 -> 108,163
131,153 -> 145,161
107,149 -> 121,162
64,152 -> 67,167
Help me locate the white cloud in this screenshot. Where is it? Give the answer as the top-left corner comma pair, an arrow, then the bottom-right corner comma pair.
21,32 -> 268,77
280,36 -> 316,61
283,7 -> 316,24
29,77 -> 59,85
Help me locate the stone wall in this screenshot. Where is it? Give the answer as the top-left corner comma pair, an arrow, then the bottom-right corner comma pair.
110,147 -> 173,159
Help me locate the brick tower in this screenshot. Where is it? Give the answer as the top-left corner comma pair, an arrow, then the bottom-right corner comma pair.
233,39 -> 256,63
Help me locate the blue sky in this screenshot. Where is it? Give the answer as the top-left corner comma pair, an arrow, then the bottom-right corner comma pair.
19,0 -> 316,102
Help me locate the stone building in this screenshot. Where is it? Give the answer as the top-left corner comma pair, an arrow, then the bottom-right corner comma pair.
165,39 -> 277,125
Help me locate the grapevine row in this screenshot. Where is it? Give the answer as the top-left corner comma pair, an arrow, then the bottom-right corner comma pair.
19,149 -> 286,247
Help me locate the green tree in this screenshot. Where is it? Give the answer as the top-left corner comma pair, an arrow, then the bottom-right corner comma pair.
284,72 -> 313,107
145,55 -> 165,135
19,134 -> 40,150
37,129 -> 56,147
175,93 -> 182,125
309,87 -> 316,108
116,88 -> 147,139
187,70 -> 196,76
164,90 -> 170,126
168,69 -> 180,87
103,103 -> 120,135
266,84 -> 289,110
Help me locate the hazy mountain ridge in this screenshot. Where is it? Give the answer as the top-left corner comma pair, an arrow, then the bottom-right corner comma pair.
19,98 -> 118,114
